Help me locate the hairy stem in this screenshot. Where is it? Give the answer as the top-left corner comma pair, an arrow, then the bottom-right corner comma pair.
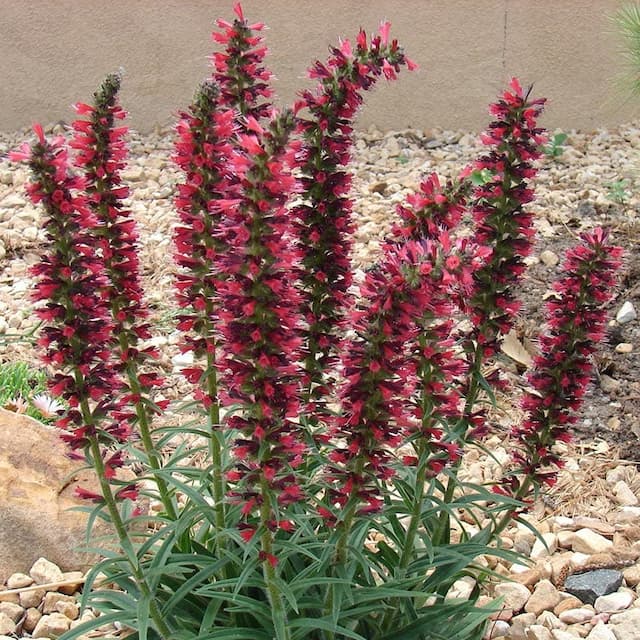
259,479 -> 290,640
78,391 -> 171,639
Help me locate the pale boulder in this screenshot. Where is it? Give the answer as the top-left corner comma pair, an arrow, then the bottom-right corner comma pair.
0,409 -> 104,583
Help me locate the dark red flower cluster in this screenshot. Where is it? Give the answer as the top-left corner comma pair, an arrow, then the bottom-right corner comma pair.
71,74 -> 164,423
468,78 -> 547,354
173,82 -> 237,408
9,127 -> 125,459
325,240 -> 465,517
215,110 -> 306,535
292,23 -> 417,405
210,2 -> 272,122
504,228 -> 622,493
393,171 -> 469,242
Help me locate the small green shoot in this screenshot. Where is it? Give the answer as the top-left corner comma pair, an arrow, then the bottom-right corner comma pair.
542,132 -> 568,159
605,178 -> 632,204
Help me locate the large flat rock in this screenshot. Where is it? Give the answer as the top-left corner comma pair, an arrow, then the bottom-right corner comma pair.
0,408 -> 102,583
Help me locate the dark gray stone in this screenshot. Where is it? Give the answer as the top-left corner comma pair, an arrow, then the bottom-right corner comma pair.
564,569 -> 623,605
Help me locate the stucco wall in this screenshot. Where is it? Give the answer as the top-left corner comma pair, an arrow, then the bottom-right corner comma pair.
1,1 -> 635,133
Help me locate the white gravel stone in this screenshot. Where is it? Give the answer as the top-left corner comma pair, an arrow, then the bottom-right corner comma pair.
19,588 -> 45,609
606,466 -> 630,485
537,610 -> 566,629
532,533 -> 559,560
43,592 -> 77,614
494,581 -> 532,612
5,572 -> 33,589
171,351 -> 194,367
485,619 -> 510,638
526,580 -> 562,616
550,630 -> 580,640
0,613 -> 15,636
612,506 -> 640,524
29,557 -> 64,585
540,249 -> 560,266
23,607 -> 42,633
566,528 -> 613,554
1,193 -> 26,207
558,607 -> 595,624
0,601 -> 24,623
613,481 -> 638,507
615,342 -> 633,354
447,575 -> 475,600
616,301 -> 637,324
586,622 -> 617,640
32,612 -> 71,638
594,591 -> 634,613
527,625 -> 554,640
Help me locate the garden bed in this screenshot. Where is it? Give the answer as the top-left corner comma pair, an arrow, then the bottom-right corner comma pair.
1,119 -> 639,639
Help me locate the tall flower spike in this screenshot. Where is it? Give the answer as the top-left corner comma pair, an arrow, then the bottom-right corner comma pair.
173,81 -> 240,531
71,73 -> 175,512
210,4 -> 273,123
9,127 -> 127,476
503,228 -> 622,496
216,109 -> 306,531
468,78 -> 546,356
293,22 -> 417,421
71,74 -> 165,416
327,240 -> 440,522
174,82 -> 237,409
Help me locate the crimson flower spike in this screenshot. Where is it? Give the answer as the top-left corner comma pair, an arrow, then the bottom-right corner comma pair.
216,109 -> 306,536
501,227 -> 622,499
292,21 -> 417,421
9,127 -> 130,494
71,74 -> 166,419
71,73 -> 177,512
325,240 -> 440,526
468,78 -> 547,356
210,2 -> 273,123
174,82 -> 237,410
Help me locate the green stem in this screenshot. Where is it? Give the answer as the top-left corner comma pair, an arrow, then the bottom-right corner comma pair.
259,479 -> 290,640
399,454 -> 428,570
432,341 -> 483,546
379,452 -> 429,634
125,361 -> 177,520
490,476 -> 534,539
206,343 -> 226,535
79,395 -> 171,639
323,457 -> 366,640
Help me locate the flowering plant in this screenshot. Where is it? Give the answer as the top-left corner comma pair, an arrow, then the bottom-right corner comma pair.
10,5 -> 621,640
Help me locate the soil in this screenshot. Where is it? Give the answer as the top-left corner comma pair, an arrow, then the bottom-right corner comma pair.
516,201 -> 640,461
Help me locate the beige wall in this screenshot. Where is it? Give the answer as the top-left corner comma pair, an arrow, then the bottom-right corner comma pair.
1,1 -> 636,133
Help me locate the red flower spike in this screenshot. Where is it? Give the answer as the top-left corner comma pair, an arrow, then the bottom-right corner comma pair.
326,240 -> 461,515
215,110 -> 307,528
10,127 -> 122,453
293,22 -> 416,423
501,228 -> 622,500
209,7 -> 273,124
467,79 -> 546,350
173,81 -> 238,409
71,73 -> 163,429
